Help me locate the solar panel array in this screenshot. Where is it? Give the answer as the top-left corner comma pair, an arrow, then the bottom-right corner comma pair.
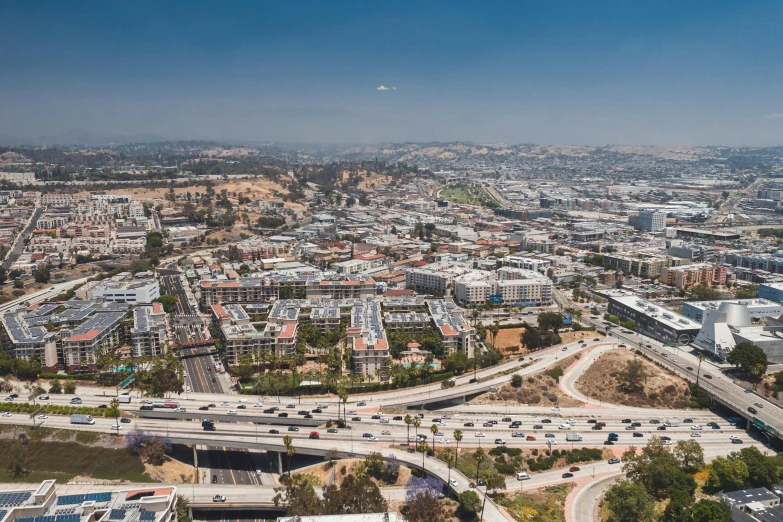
139,512 -> 156,521
0,491 -> 32,507
0,510 -> 8,520
16,515 -> 80,522
56,492 -> 111,506
109,509 -> 126,520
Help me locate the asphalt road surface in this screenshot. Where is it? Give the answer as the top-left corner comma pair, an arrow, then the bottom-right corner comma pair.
4,207 -> 43,269
183,347 -> 223,394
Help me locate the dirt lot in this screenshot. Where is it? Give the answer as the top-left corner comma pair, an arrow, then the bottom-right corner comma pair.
295,458 -> 412,487
494,328 -> 598,354
474,354 -> 585,407
76,179 -> 304,211
575,350 -> 692,409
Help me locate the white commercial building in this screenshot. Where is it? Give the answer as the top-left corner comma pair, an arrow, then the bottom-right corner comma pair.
454,267 -> 552,306
90,278 -> 160,304
638,209 -> 667,232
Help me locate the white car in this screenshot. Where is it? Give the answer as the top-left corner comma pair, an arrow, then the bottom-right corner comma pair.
253,403 -> 264,408
110,425 -> 122,430
347,411 -> 357,415
449,479 -> 458,487
442,414 -> 451,420
546,440 -> 558,445
566,418 -> 576,424
382,430 -> 391,435
662,440 -> 673,445
220,401 -> 230,406
380,418 -> 390,424
367,436 -> 379,442
475,431 -> 485,437
238,399 -> 248,403
558,424 -> 571,430
255,469 -> 263,476
730,435 -> 741,440
690,433 -> 701,438
38,414 -> 48,419
691,425 -> 702,431
438,438 -> 450,444
551,406 -> 561,411
2,412 -> 11,417
227,410 -> 238,415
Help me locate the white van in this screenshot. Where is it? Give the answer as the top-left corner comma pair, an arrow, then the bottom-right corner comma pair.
558,423 -> 571,430
517,472 -> 530,480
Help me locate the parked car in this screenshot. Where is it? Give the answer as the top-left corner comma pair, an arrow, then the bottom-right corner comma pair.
212,495 -> 226,503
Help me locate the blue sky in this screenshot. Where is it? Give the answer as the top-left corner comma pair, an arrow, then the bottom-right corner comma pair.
1,1 -> 782,145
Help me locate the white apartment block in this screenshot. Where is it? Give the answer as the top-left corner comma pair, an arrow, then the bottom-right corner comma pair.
131,302 -> 168,358
454,267 -> 552,307
405,262 -> 472,295
42,194 -> 78,206
500,255 -> 551,273
90,278 -> 160,303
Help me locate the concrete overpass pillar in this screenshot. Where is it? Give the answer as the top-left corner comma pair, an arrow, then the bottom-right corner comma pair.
278,451 -> 283,475
193,445 -> 199,483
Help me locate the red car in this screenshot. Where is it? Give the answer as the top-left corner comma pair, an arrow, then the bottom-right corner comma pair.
704,374 -> 712,379
569,466 -> 581,472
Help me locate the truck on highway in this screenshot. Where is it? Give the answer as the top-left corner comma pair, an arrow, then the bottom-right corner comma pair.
202,420 -> 216,431
118,395 -> 131,404
664,419 -> 680,427
70,414 -> 95,425
607,432 -> 619,441
309,431 -> 320,439
152,401 -> 179,409
565,432 -> 583,442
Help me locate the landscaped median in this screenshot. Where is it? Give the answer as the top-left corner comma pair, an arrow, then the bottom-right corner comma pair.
0,401 -> 121,418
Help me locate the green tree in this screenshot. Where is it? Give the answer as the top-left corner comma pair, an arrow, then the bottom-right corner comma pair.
706,456 -> 749,492
5,433 -> 29,478
617,356 -> 649,393
405,490 -> 446,522
322,474 -> 388,514
63,381 -> 77,394
673,439 -> 705,472
457,490 -> 481,514
537,312 -> 564,333
690,499 -> 732,522
157,294 -> 177,314
511,374 -> 523,388
48,380 -> 62,394
735,284 -> 759,299
283,435 -> 296,478
33,264 -> 51,284
733,446 -> 778,489
726,342 -> 768,381
604,480 -> 656,522
273,474 -> 323,516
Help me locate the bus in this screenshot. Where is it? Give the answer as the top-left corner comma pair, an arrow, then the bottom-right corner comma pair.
152,401 -> 179,409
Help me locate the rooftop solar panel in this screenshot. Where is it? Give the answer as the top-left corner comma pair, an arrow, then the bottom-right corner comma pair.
0,491 -> 31,507
0,511 -> 8,521
109,509 -> 126,520
139,512 -> 156,521
56,514 -> 80,522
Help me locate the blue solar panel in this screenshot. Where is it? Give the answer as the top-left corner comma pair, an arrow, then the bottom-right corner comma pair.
86,493 -> 111,503
0,491 -> 32,506
0,511 -> 7,521
15,517 -> 34,522
57,495 -> 83,506
109,510 -> 126,520
56,515 -> 80,522
139,513 -> 155,521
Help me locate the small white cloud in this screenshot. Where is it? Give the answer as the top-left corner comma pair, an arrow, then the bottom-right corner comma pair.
763,113 -> 783,119
377,85 -> 389,91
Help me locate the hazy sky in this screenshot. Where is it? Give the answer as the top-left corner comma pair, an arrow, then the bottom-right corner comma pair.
2,1 -> 783,146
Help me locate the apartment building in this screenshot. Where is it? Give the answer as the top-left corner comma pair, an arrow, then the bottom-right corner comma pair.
602,253 -> 690,279
500,255 -> 551,273
42,193 -> 78,206
61,311 -> 127,371
637,209 -> 667,232
405,262 -> 471,295
235,238 -> 290,260
131,303 -> 168,358
660,263 -> 727,289
89,278 -> 160,303
349,301 -> 390,379
453,267 -> 552,306
200,274 -> 376,306
427,299 -> 475,358
211,302 -> 297,365
2,310 -> 60,368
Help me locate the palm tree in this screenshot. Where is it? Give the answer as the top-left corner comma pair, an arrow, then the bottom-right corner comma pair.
404,414 -> 413,444
338,387 -> 349,422
430,424 -> 439,455
442,447 -> 456,484
109,397 -> 120,428
487,323 -> 500,349
283,435 -> 295,477
474,447 -> 486,483
696,352 -> 706,387
413,417 -> 421,452
454,429 -> 463,461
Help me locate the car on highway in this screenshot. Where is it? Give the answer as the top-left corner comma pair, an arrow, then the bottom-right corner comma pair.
633,432 -> 644,438
438,438 -> 449,444
649,420 -> 660,424
732,439 -> 743,444
562,472 -> 574,478
212,475 -> 217,483
562,347 -> 568,351
380,418 -> 390,424
347,411 -> 357,415
494,439 -> 506,445
551,406 -> 561,411
351,416 -> 362,421
199,406 -> 209,411
327,428 -> 338,433
569,466 -> 581,472
482,422 -> 493,427
357,401 -> 367,406
208,403 -> 216,408
591,426 -> 603,430
608,458 -> 620,464
541,419 -> 552,423
110,425 -> 122,431
298,410 -> 308,415
288,426 -> 299,432
545,433 -> 555,438
662,440 -> 673,446
121,418 -> 131,424
604,440 -> 614,445
526,436 -> 537,441
227,410 -> 238,415
618,344 -> 626,348
661,436 -> 671,441
237,405 -> 246,409
748,407 -> 758,414
501,417 -> 512,422
449,479 -> 458,487
1,412 -> 11,417
593,338 -> 600,341
37,414 -> 48,419
517,472 -> 531,480
70,398 -> 82,404
704,374 -> 712,379
754,402 -> 764,409
533,424 -> 543,430
686,366 -> 693,371
220,401 -> 230,406
656,426 -> 667,430
625,426 -> 636,431
558,423 -> 571,430
691,425 -> 702,430
286,404 -> 296,409
464,422 -> 475,427
313,408 -> 323,414
475,431 -> 485,437
39,395 -> 49,400
393,416 -> 403,421
512,431 -> 525,437
278,413 -> 288,417
711,424 -> 720,429
363,433 -> 374,438
212,495 -> 226,503
269,429 -> 280,434
683,418 -> 693,423
690,433 -> 702,438
367,436 -> 378,442
621,419 -> 631,423
253,403 -> 263,408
